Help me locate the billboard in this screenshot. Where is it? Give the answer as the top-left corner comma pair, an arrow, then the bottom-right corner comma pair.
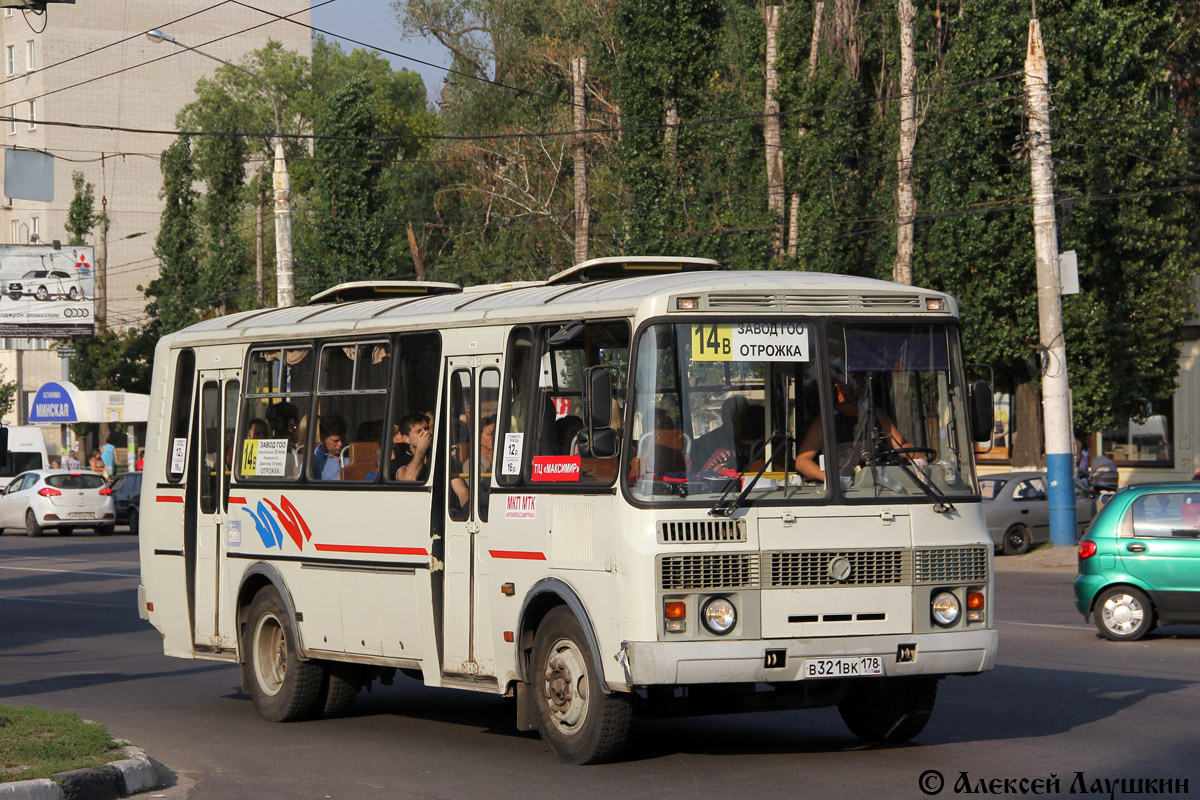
0,244 -> 95,337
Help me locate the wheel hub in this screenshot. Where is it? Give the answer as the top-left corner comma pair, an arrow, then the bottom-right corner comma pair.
543,639 -> 589,734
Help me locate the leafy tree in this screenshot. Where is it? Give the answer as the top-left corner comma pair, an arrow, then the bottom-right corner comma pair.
65,171 -> 100,247
0,365 -> 18,418
71,329 -> 154,395
146,136 -> 202,335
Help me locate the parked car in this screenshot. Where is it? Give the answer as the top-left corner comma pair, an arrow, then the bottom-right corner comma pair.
7,269 -> 84,301
979,470 -> 1097,555
0,469 -> 115,536
109,470 -> 142,534
1075,483 -> 1200,641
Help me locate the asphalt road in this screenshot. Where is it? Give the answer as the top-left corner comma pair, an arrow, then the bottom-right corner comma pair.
3,533 -> 1198,799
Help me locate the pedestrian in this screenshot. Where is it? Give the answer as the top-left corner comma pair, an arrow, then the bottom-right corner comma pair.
90,449 -> 108,481
101,442 -> 116,477
64,450 -> 81,470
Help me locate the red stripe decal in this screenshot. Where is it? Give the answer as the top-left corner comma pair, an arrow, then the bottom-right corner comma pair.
156,495 -> 184,504
313,544 -> 429,556
489,550 -> 547,561
227,496 -> 247,505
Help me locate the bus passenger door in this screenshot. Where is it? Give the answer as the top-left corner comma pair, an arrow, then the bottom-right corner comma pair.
441,358 -> 501,677
191,369 -> 240,652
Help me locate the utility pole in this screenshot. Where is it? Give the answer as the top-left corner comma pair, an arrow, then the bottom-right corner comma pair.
571,56 -> 589,265
255,165 -> 264,307
96,197 -> 108,333
1025,17 -> 1076,546
894,0 -> 916,285
764,6 -> 785,258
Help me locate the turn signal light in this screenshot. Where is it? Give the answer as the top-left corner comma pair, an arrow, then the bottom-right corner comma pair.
664,600 -> 686,633
1078,540 -> 1097,560
37,487 -> 61,497
966,590 -> 985,622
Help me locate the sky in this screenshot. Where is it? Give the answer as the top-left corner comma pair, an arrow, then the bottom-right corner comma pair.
308,0 -> 453,102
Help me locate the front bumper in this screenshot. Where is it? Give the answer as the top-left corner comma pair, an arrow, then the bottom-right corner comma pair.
621,628 -> 997,686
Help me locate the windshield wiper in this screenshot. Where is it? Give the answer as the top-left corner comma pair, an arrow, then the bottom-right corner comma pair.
875,441 -> 956,513
710,431 -> 787,517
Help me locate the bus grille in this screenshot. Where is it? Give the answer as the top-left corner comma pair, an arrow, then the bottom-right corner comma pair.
657,519 -> 746,544
659,553 -> 760,590
914,546 -> 989,584
769,550 -> 908,587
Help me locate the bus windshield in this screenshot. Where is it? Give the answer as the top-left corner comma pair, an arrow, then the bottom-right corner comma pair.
627,320 -> 979,506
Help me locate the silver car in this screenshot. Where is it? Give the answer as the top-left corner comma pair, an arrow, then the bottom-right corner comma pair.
0,469 -> 116,536
980,470 -> 1097,555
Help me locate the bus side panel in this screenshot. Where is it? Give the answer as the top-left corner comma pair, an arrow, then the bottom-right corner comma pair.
139,342 -> 195,659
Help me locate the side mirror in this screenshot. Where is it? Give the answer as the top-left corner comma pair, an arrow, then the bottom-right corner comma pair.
583,366 -> 612,429
581,366 -> 617,459
969,380 -> 994,443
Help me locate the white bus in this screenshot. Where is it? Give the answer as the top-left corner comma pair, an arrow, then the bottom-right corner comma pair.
138,257 -> 997,764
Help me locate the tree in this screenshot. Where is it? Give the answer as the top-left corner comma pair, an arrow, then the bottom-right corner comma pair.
65,171 -> 100,246
145,136 -> 201,335
0,365 -> 17,419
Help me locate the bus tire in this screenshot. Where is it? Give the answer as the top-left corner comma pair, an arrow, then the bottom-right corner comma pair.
242,587 -> 324,723
530,607 -> 632,764
25,510 -> 42,537
319,663 -> 359,718
838,676 -> 938,743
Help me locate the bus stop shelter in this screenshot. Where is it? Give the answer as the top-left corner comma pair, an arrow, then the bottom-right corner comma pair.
27,381 -> 149,471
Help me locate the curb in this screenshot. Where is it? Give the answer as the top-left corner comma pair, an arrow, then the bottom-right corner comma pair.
0,745 -> 162,800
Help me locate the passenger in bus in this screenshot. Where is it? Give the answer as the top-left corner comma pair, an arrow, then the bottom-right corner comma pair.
794,371 -> 911,483
392,412 -> 432,482
555,415 -> 583,454
693,395 -> 754,473
312,415 -> 347,480
246,418 -> 269,439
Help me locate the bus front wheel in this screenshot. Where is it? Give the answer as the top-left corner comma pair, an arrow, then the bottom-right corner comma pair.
530,607 -> 632,764
838,676 -> 938,743
242,587 -> 324,722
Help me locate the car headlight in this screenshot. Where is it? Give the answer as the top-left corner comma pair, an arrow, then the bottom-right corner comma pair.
701,596 -> 737,636
931,591 -> 961,627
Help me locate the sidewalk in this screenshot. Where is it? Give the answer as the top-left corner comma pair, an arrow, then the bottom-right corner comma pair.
0,745 -> 167,800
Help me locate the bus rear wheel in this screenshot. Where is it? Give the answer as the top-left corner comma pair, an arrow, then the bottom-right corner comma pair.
242,587 -> 323,722
838,676 -> 938,743
530,607 -> 632,764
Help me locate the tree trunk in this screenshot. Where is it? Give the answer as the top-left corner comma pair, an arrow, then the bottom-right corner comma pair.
256,166 -> 264,307
764,7 -> 785,258
572,56 -> 590,265
809,1 -> 825,78
894,0 -> 917,285
406,223 -> 426,281
787,192 -> 801,258
1013,379 -> 1044,470
664,97 -> 679,162
833,0 -> 861,80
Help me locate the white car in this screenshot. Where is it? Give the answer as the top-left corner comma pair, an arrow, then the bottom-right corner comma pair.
7,269 -> 85,301
0,469 -> 116,536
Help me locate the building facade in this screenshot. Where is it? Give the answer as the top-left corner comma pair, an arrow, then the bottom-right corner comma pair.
0,0 -> 311,431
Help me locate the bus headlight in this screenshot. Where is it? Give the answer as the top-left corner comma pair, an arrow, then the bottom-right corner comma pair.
931,591 -> 961,627
701,597 -> 737,636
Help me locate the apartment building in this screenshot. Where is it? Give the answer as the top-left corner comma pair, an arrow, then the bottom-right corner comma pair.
0,0 -> 311,425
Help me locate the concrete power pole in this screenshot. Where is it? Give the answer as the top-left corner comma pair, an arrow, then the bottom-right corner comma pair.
1025,18 -> 1076,546
572,56 -> 589,265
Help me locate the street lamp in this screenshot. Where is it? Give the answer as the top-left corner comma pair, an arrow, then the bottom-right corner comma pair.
147,28 -> 295,308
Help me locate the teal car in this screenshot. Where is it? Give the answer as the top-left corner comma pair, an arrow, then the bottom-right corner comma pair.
1075,483 -> 1200,641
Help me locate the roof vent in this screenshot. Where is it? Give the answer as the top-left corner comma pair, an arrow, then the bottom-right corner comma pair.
546,256 -> 720,285
308,280 -> 462,305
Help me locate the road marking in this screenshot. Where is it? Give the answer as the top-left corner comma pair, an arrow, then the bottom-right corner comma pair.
0,595 -> 130,609
0,565 -> 139,578
998,620 -> 1092,631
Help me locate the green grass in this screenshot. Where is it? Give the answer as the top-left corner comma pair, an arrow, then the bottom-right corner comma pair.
0,705 -> 122,783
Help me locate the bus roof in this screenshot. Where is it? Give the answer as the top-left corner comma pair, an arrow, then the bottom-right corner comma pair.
163,259 -> 957,346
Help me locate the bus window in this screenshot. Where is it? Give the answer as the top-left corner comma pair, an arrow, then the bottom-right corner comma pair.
524,320 -> 628,485
166,349 -> 195,483
309,341 -> 391,482
239,346 -> 313,481
496,328 -> 534,488
385,332 -> 441,484
448,370 -> 472,520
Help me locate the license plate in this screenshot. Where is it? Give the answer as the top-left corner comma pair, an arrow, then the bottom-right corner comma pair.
68,512 -> 92,520
803,656 -> 884,678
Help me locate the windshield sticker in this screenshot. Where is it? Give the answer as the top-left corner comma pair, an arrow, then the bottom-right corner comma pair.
531,455 -> 580,482
691,323 -> 809,362
505,494 -> 537,519
501,432 -> 524,475
240,438 -> 289,477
